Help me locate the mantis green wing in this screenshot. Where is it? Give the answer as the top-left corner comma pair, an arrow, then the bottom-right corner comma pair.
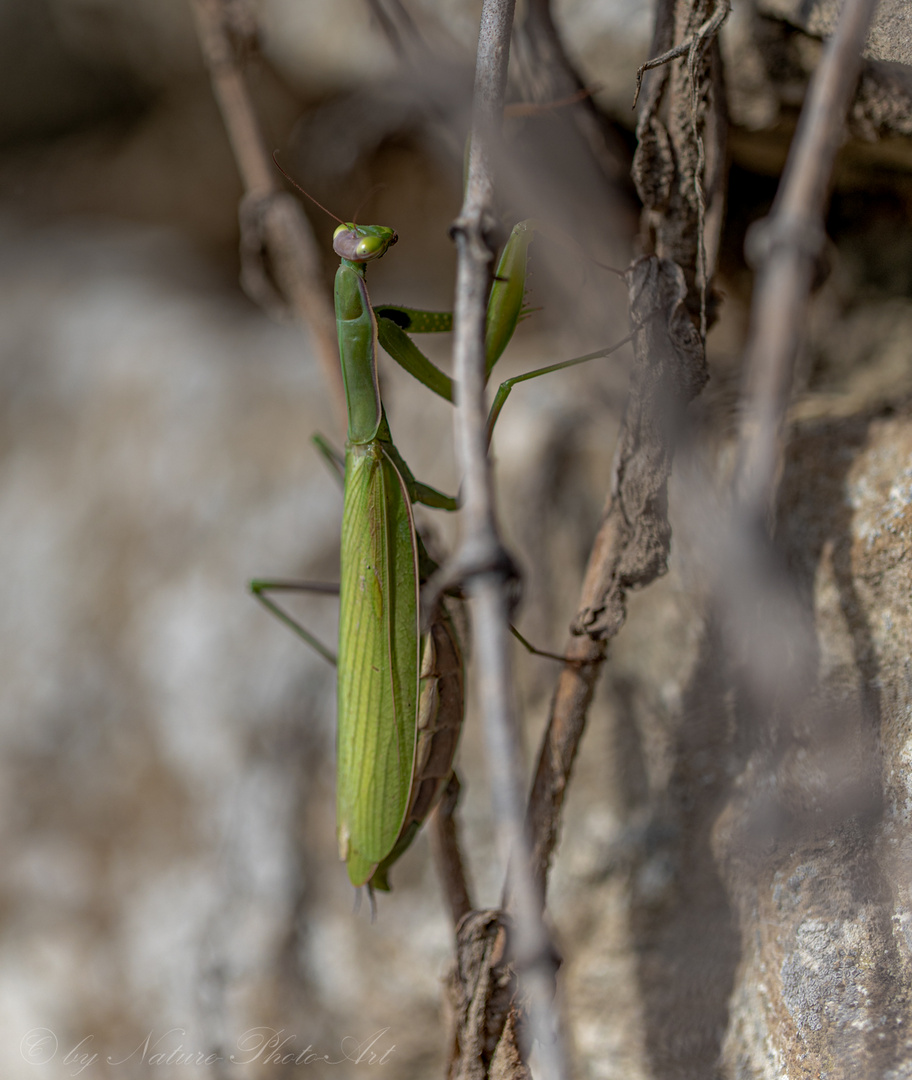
337,441 -> 420,888
370,602 -> 464,891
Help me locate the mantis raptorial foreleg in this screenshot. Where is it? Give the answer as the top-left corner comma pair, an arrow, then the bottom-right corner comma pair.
372,220 -> 632,446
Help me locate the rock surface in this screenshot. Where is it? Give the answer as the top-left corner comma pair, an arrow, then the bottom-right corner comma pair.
3,3 -> 912,1079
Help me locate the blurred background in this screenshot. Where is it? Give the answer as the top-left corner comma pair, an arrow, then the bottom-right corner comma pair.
3,1 -> 912,1078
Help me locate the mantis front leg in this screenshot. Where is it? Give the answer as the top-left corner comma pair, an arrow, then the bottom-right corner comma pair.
374,219 -> 633,446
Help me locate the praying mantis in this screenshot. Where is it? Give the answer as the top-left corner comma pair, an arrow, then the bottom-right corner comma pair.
254,188 -> 627,894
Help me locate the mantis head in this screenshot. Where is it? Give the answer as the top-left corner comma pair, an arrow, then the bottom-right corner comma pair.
333,224 -> 398,263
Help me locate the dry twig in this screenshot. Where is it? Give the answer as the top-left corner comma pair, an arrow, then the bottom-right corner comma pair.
631,0 -> 728,336
522,0 -> 723,904
431,774 -> 474,929
527,256 -> 708,897
442,0 -> 569,1077
734,0 -> 881,526
189,0 -> 346,433
573,259 -> 706,640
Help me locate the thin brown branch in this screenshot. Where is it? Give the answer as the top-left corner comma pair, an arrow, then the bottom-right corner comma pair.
734,0 -> 880,526
526,256 -> 708,899
431,773 -> 474,929
525,635 -> 606,900
189,0 -> 346,435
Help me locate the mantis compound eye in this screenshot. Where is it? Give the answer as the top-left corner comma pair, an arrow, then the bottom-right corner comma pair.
333,224 -> 398,262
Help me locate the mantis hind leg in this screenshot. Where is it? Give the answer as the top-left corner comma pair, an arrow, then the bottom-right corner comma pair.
376,315 -> 454,403
509,624 -> 596,667
250,579 -> 338,665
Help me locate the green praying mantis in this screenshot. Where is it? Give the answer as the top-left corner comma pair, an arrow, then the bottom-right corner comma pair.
253,183 -> 629,894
